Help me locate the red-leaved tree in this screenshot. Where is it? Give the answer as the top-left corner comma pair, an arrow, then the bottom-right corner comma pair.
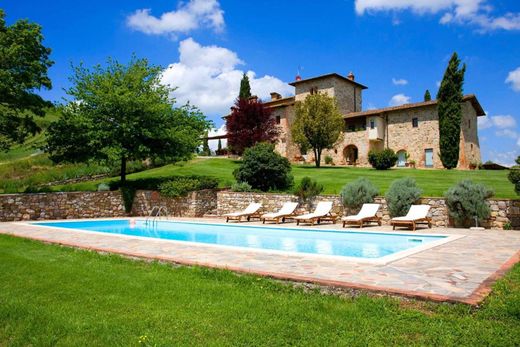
226,98 -> 279,155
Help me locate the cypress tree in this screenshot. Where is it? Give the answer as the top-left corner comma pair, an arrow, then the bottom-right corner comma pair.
437,52 -> 466,169
239,73 -> 251,99
202,132 -> 211,156
217,138 -> 222,152
424,89 -> 431,101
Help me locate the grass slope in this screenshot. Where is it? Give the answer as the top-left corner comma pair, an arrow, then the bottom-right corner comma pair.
60,157 -> 516,198
1,235 -> 519,346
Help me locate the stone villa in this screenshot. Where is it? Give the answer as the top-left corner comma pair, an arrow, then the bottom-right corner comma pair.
229,72 -> 485,169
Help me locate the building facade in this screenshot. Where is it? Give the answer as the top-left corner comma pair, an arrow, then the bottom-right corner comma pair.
261,72 -> 484,169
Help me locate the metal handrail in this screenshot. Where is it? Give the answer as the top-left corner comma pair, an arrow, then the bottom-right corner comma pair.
145,206 -> 169,226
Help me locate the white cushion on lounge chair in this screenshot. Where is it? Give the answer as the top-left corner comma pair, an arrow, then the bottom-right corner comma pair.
224,203 -> 262,217
262,202 -> 298,218
391,205 -> 430,221
342,203 -> 380,221
294,201 -> 333,220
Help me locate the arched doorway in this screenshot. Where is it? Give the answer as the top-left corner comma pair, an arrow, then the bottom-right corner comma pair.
397,150 -> 407,167
343,145 -> 358,165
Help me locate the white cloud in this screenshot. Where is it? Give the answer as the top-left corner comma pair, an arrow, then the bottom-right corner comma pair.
389,94 -> 411,106
496,129 -> 518,139
354,0 -> 520,32
160,38 -> 293,117
392,78 -> 408,86
506,67 -> 520,92
127,0 -> 224,36
479,114 -> 517,129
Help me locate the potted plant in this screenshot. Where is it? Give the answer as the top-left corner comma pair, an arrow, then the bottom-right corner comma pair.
408,159 -> 416,169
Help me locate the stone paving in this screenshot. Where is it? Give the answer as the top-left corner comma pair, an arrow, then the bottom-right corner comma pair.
1,218 -> 519,304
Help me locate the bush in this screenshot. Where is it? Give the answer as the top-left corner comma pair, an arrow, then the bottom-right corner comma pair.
508,156 -> 520,195
385,178 -> 422,217
444,180 -> 494,227
97,183 -> 110,191
340,178 -> 379,210
120,186 -> 136,213
231,181 -> 253,192
368,149 -> 398,170
23,185 -> 53,193
159,178 -> 201,198
293,177 -> 323,202
233,143 -> 293,192
109,176 -> 218,192
324,155 -> 334,165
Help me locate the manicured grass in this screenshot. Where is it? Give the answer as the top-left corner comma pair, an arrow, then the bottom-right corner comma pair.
1,235 -> 519,346
60,157 -> 516,198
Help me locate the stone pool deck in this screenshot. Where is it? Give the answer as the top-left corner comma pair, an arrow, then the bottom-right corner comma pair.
1,218 -> 519,305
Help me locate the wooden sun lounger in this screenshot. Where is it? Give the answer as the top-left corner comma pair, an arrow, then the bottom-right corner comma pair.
261,202 -> 299,224
294,202 -> 337,226
224,203 -> 262,222
342,203 -> 382,228
390,205 -> 432,231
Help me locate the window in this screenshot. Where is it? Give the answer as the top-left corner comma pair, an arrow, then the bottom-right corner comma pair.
310,87 -> 318,95
468,119 -> 471,128
412,118 -> 418,127
275,115 -> 281,124
348,125 -> 356,132
370,120 -> 375,129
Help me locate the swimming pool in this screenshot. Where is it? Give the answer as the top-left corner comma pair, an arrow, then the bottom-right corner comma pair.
33,219 -> 449,261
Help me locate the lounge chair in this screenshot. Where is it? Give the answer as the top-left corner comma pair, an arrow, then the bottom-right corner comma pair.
261,202 -> 299,224
342,203 -> 381,228
294,201 -> 336,225
224,203 -> 262,222
391,205 -> 432,231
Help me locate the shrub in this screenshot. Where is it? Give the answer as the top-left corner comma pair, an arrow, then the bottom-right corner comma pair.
23,185 -> 53,193
97,183 -> 110,191
233,143 -> 293,192
508,156 -> 520,195
293,177 -> 323,202
159,178 -> 200,198
368,149 -> 398,170
324,155 -> 334,165
340,178 -> 379,210
444,180 -> 494,227
109,176 -> 218,192
385,178 -> 422,217
120,186 -> 136,213
231,181 -> 253,192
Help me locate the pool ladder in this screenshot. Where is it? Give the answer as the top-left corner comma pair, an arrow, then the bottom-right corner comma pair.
145,206 -> 169,226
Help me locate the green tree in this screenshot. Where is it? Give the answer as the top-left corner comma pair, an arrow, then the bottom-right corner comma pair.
292,93 -> 343,167
239,73 -> 251,99
0,9 -> 53,150
233,143 -> 293,192
201,132 -> 211,156
437,52 -> 466,169
45,56 -> 211,183
217,138 -> 222,153
424,89 -> 431,101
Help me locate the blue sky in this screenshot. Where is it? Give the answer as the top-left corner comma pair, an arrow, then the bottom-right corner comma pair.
3,0 -> 520,165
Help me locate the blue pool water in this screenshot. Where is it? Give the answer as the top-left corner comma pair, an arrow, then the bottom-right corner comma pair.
34,220 -> 445,259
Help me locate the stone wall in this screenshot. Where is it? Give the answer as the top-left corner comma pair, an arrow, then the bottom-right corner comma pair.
217,191 -> 519,230
0,189 -> 217,221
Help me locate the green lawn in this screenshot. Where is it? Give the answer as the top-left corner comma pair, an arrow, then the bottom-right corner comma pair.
59,157 -> 517,198
1,235 -> 519,346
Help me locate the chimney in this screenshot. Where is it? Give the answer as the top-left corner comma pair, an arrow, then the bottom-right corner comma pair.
347,71 -> 355,81
248,95 -> 258,102
270,92 -> 282,101
295,75 -> 302,81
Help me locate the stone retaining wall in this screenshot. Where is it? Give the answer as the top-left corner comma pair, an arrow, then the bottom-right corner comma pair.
217,191 -> 519,230
0,190 -> 217,221
1,189 -> 517,229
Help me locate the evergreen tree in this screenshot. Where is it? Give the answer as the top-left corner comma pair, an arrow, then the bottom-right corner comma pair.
424,89 -> 431,101
239,73 -> 251,99
201,132 -> 211,156
437,52 -> 466,169
217,138 -> 222,153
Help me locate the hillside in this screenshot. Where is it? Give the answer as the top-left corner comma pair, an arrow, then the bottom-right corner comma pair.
57,157 -> 517,199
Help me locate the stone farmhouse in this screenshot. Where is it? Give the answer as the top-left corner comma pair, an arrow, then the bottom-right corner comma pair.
225,72 -> 485,169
